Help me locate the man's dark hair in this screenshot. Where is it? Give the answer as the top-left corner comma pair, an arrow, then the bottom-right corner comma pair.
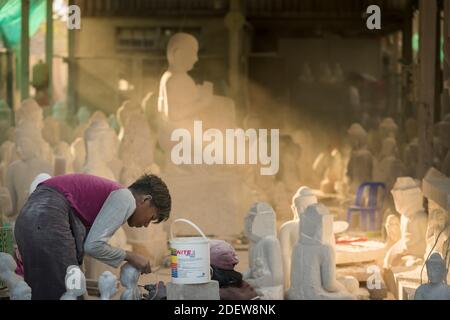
128,173 -> 171,223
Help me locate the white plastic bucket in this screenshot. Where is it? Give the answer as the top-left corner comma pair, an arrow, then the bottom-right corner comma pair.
169,219 -> 210,284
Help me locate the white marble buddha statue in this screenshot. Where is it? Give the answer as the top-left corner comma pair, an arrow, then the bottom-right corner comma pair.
373,137 -> 407,191
414,253 -> 450,300
243,202 -> 284,300
158,32 -> 235,128
287,204 -> 355,300
383,177 -> 428,270
279,186 -> 317,290
15,99 -> 53,165
6,123 -> 53,216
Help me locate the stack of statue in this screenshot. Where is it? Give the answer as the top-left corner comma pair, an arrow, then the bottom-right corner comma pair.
414,253 -> 450,300
6,123 -> 53,217
243,202 -> 284,300
383,177 -> 428,270
0,252 -> 32,300
346,123 -> 374,193
279,186 -> 318,290
157,32 -> 235,169
287,204 -> 355,300
373,137 -> 407,192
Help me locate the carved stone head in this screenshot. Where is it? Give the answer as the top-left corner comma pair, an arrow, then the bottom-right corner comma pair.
244,202 -> 276,243
426,253 -> 446,284
166,33 -> 199,72
391,177 -> 423,217
300,203 -> 334,246
291,186 -> 317,220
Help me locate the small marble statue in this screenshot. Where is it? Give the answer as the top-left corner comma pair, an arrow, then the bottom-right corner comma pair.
320,147 -> 344,194
60,265 -> 87,300
120,263 -> 141,300
279,186 -> 317,289
243,202 -> 284,300
346,123 -> 374,193
379,117 -> 398,140
414,253 -> 450,300
98,271 -> 118,300
373,137 -> 407,191
15,98 -> 53,165
383,177 -> 428,269
298,63 -> 315,83
385,214 -> 401,249
287,204 -> 354,300
0,252 -> 32,300
6,123 -> 53,216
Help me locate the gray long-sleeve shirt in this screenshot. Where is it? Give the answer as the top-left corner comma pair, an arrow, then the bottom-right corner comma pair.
83,189 -> 136,267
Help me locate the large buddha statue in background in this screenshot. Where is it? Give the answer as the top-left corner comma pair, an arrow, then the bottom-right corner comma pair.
158,32 -> 235,129
157,32 -> 236,164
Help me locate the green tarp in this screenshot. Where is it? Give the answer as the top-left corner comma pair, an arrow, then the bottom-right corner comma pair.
0,0 -> 46,48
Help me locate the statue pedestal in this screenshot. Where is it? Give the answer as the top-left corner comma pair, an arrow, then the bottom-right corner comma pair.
167,281 -> 220,300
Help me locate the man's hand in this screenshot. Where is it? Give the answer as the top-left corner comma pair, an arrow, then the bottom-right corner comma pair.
125,251 -> 151,274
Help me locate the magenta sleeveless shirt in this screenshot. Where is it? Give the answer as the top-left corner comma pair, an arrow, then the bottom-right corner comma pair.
40,174 -> 124,228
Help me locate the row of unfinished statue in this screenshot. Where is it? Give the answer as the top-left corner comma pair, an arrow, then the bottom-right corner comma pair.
314,114 -> 450,197
241,178 -> 449,300
0,251 -> 143,300
0,96 -> 166,281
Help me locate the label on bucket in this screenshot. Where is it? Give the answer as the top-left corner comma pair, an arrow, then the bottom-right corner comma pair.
170,247 -> 207,281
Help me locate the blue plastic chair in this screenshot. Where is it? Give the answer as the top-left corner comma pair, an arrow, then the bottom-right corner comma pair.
346,182 -> 387,231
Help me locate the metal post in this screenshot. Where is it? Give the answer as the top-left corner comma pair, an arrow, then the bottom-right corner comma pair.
20,0 -> 30,100
46,0 -> 53,104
